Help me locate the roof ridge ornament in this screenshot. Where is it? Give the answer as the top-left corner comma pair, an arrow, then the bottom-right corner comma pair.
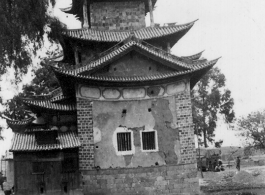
123,31 -> 142,44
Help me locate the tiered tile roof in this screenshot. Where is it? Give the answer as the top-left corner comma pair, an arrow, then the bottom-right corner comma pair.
62,40 -> 192,76
53,58 -> 219,83
64,21 -> 195,42
52,39 -> 219,82
23,99 -> 76,111
10,132 -> 81,152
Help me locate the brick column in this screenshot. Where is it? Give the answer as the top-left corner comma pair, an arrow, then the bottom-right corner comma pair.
175,91 -> 197,164
77,98 -> 94,170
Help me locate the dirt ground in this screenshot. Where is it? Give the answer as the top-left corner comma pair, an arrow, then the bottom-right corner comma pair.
199,165 -> 265,194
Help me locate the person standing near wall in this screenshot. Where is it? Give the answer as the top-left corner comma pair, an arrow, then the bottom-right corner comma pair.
3,180 -> 12,195
236,156 -> 241,171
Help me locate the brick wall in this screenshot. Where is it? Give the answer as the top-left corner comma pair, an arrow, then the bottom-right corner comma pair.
90,2 -> 146,30
176,91 -> 197,164
77,98 -> 94,170
81,163 -> 199,195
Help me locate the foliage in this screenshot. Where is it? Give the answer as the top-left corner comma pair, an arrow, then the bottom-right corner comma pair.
0,0 -> 65,78
244,145 -> 254,157
3,59 -> 60,120
237,110 -> 265,149
192,67 -> 235,147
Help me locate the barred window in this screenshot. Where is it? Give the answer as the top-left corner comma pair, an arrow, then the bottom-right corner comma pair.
117,132 -> 132,151
141,131 -> 157,151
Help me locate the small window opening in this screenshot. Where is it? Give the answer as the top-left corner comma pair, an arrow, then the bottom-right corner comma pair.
149,67 -> 152,70
122,109 -> 127,117
63,185 -> 68,193
142,131 -> 156,150
117,132 -> 132,151
150,90 -> 154,95
96,146 -> 99,149
114,67 -> 117,71
148,108 -> 152,112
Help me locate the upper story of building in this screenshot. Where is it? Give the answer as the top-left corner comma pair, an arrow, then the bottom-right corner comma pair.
62,0 -> 157,30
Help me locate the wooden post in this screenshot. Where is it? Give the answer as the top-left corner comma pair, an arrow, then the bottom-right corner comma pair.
74,46 -> 79,66
167,42 -> 171,53
83,0 -> 89,28
148,0 -> 154,27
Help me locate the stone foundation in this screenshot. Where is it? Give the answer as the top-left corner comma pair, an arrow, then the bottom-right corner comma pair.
81,163 -> 199,195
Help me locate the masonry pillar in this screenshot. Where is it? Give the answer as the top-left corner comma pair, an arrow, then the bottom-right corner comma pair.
148,0 -> 154,27
74,46 -> 80,67
175,91 -> 197,164
83,0 -> 89,28
167,42 -> 171,53
76,98 -> 94,170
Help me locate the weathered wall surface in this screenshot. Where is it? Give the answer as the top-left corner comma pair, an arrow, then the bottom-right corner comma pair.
92,96 -> 181,169
90,2 -> 146,30
76,80 -> 195,168
94,53 -> 174,77
6,160 -> 14,188
82,163 -> 199,195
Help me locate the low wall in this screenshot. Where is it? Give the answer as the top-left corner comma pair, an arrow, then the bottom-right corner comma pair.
81,163 -> 199,195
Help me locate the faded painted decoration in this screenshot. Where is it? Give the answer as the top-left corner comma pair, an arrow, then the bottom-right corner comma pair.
77,80 -> 188,101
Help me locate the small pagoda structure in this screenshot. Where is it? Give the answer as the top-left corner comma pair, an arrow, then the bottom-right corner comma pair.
6,0 -> 219,194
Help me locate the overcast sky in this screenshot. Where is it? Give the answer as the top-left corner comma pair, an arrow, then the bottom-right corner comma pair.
1,0 -> 265,156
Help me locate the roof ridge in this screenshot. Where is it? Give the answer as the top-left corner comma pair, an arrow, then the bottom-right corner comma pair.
53,57 -> 219,82
66,20 -> 198,33
63,20 -> 196,42
67,40 -> 190,75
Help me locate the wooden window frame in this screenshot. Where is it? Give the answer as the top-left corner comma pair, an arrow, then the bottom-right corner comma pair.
140,130 -> 158,152
114,127 -> 135,156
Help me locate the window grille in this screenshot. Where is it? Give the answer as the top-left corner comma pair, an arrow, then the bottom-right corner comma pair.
142,131 -> 156,150
117,132 -> 132,151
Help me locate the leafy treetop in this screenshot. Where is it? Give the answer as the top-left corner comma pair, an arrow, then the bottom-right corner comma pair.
0,0 -> 65,78
237,110 -> 265,149
192,67 -> 235,147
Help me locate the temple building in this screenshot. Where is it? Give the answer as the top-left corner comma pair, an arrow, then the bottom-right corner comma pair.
5,0 -> 219,194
